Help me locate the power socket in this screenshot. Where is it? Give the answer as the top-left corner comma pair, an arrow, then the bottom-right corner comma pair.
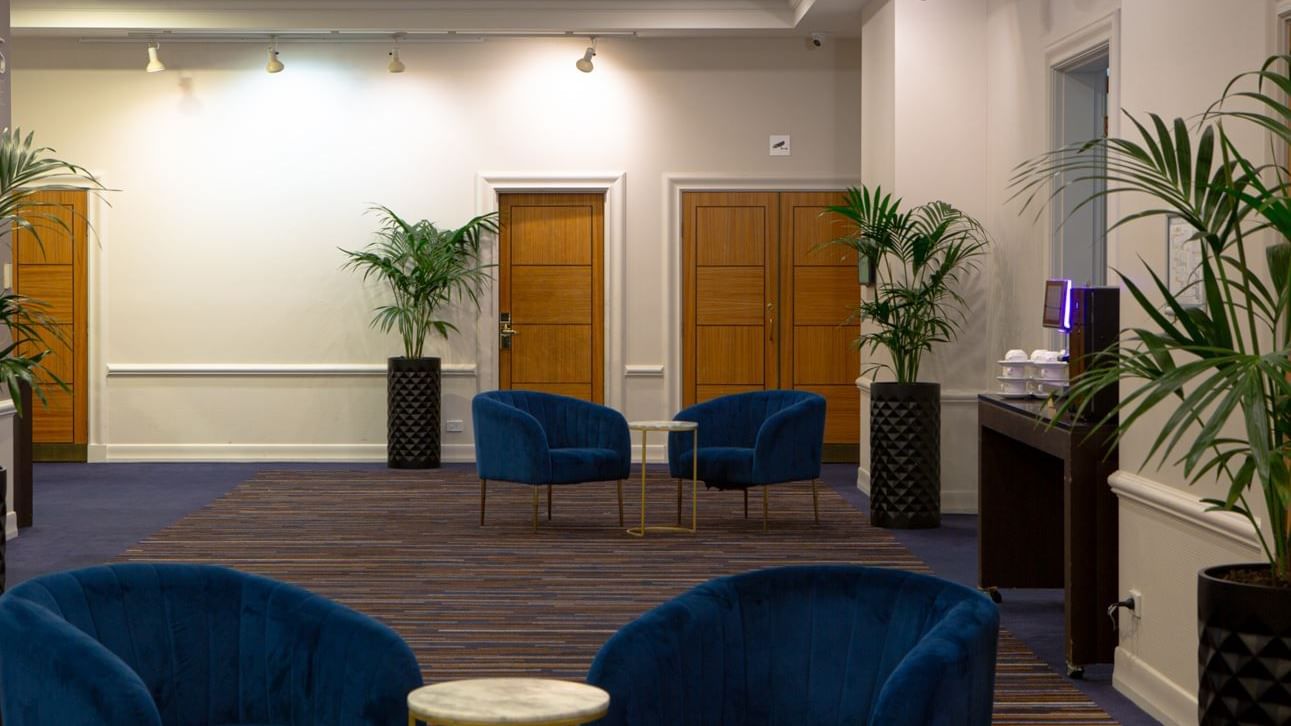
1129,589 -> 1142,619
445,419 -> 464,433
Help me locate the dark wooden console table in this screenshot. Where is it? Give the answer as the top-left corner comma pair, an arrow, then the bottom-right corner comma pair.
977,393 -> 1118,677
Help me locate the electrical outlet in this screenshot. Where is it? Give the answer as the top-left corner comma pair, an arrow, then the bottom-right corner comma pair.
445,419 -> 464,433
1130,589 -> 1142,619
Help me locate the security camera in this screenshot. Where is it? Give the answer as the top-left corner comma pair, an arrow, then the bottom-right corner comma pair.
808,32 -> 827,49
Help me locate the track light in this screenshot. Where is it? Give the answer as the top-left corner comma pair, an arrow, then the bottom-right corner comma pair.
265,39 -> 284,74
388,34 -> 405,73
145,42 -> 166,73
576,38 -> 597,73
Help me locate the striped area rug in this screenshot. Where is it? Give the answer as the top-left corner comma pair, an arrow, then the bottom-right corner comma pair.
118,468 -> 1117,724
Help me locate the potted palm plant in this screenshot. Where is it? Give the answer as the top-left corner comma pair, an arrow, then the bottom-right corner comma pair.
342,207 -> 497,469
1012,55 -> 1291,722
825,188 -> 990,528
0,128 -> 101,591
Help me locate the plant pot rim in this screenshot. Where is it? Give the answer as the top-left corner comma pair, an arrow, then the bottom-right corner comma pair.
387,356 -> 441,362
1200,562 -> 1291,593
871,381 -> 941,388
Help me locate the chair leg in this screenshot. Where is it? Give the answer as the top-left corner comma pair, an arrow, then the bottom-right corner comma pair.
762,486 -> 769,532
480,479 -> 487,527
617,479 -> 624,526
744,489 -> 749,519
676,479 -> 683,525
547,484 -> 553,521
812,478 -> 820,524
532,488 -> 539,531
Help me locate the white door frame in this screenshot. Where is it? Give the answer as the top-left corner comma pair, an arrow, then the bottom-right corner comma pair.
474,171 -> 627,410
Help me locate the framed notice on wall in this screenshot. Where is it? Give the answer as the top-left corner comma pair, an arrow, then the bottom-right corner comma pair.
1167,214 -> 1204,308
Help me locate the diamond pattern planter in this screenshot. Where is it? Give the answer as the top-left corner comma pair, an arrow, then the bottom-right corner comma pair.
387,357 -> 441,469
870,382 -> 940,529
1199,564 -> 1291,724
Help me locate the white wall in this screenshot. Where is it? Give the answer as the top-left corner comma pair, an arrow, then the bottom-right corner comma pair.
11,35 -> 861,461
872,0 -> 1279,721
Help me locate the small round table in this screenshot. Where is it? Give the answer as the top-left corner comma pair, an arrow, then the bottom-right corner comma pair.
407,678 -> 610,726
626,420 -> 698,536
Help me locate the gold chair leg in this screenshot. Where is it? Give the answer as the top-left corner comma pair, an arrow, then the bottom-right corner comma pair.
744,489 -> 749,519
617,479 -> 624,526
812,479 -> 820,524
547,484 -> 553,521
480,479 -> 487,527
532,488 -> 539,531
676,479 -> 683,525
762,486 -> 769,532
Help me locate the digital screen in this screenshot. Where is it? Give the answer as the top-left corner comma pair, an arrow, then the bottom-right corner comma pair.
1042,279 -> 1073,330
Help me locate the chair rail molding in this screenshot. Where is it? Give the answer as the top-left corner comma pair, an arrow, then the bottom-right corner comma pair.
105,363 -> 478,377
663,173 -> 862,417
475,171 -> 628,409
1108,469 -> 1260,551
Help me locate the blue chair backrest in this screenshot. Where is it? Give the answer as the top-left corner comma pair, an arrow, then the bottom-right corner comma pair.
0,563 -> 418,726
684,390 -> 822,448
588,565 -> 998,726
476,390 -> 622,450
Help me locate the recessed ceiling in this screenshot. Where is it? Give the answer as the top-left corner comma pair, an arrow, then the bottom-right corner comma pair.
12,0 -> 863,38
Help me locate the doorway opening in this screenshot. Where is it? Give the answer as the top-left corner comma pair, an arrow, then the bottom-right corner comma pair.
1051,48 -> 1110,288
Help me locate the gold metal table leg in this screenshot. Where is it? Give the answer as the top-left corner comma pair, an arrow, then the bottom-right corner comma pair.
532,487 -> 539,531
547,484 -> 552,521
617,479 -> 624,526
691,428 -> 698,532
762,485 -> 769,532
480,478 -> 487,527
812,478 -> 820,523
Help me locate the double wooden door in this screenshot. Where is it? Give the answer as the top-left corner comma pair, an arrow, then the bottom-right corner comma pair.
682,191 -> 860,461
13,189 -> 90,461
497,193 -> 605,402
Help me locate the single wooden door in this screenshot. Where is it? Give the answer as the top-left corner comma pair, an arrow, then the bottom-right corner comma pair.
498,193 -> 605,402
13,189 -> 89,461
778,192 -> 861,462
682,192 -> 779,405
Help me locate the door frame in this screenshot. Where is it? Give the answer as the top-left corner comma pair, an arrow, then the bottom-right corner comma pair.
475,172 -> 626,409
665,175 -> 859,418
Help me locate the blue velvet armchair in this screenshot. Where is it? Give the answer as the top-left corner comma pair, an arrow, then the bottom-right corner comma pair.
473,390 -> 631,529
0,563 -> 422,726
587,565 -> 999,726
669,390 -> 826,529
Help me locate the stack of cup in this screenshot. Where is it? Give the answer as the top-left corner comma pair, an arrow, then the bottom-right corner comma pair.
996,349 -> 1031,395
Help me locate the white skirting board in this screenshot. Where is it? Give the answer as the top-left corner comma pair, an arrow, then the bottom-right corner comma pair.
94,442 -> 671,465
856,379 -> 980,514
0,399 -> 16,541
1112,646 -> 1198,726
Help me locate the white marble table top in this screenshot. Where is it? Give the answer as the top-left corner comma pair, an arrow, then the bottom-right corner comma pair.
407,678 -> 610,725
628,419 -> 697,432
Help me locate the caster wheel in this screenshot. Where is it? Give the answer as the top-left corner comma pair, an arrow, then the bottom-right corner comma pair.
1066,662 -> 1084,679
982,587 -> 1002,604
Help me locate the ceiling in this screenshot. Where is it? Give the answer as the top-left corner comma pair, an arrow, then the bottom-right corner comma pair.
11,0 -> 864,38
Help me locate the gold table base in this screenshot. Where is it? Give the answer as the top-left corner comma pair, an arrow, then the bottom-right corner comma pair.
626,427 -> 697,536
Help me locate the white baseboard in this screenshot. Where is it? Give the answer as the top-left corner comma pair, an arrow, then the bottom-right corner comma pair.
102,443 -> 474,463
95,443 -> 669,466
856,465 -> 976,514
1114,646 -> 1196,726
4,511 -> 15,541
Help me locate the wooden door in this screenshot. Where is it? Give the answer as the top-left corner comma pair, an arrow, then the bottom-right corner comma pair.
13,189 -> 89,461
498,193 -> 605,402
779,192 -> 861,462
682,192 -> 779,405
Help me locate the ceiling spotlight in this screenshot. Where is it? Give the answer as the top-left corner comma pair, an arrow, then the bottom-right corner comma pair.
265,39 -> 284,74
388,35 -> 406,73
576,38 -> 597,73
145,42 -> 166,73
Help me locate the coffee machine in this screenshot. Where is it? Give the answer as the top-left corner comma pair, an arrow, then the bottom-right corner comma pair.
1042,280 -> 1119,421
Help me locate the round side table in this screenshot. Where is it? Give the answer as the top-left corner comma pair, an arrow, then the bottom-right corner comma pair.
626,420 -> 698,536
407,678 -> 609,726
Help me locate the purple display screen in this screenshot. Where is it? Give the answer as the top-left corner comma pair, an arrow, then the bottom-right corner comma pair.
1042,279 -> 1073,330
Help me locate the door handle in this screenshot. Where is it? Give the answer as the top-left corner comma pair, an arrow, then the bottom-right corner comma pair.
767,303 -> 775,344
499,313 -> 518,350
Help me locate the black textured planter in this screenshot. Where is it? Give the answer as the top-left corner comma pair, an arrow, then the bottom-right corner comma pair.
387,357 -> 441,469
870,381 -> 940,529
1199,563 -> 1291,724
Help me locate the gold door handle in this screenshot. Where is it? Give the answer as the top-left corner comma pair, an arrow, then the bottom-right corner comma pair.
767,303 -> 775,343
499,313 -> 518,349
